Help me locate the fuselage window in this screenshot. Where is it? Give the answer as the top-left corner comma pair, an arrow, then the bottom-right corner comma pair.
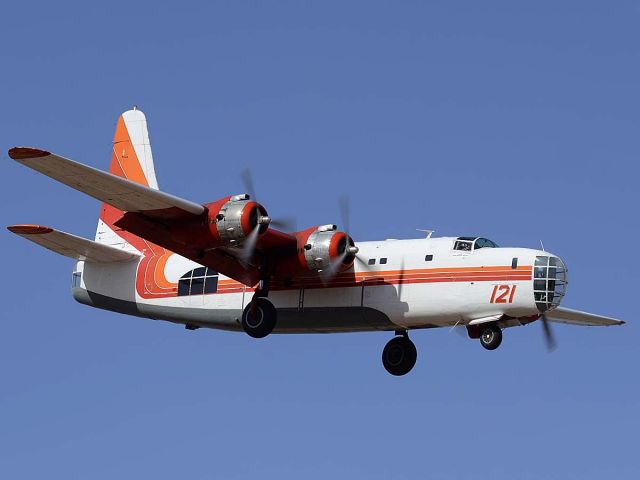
511,257 -> 518,269
368,258 -> 376,265
178,267 -> 219,296
425,254 -> 433,261
380,258 -> 388,265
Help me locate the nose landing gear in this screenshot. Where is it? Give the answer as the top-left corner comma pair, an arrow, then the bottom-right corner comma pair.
479,324 -> 502,350
382,331 -> 417,376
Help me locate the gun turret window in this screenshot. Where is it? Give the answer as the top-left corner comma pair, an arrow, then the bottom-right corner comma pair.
178,267 -> 219,296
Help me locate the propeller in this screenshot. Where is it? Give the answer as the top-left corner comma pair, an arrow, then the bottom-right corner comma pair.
317,195 -> 362,284
540,314 -> 557,352
240,168 -> 297,231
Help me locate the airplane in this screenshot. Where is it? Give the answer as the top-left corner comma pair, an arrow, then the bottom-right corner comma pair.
7,108 -> 625,376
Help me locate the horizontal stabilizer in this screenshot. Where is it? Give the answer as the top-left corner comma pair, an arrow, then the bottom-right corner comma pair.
547,307 -> 625,326
7,224 -> 140,263
8,147 -> 205,220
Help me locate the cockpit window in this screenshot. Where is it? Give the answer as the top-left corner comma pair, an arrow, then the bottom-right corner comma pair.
474,238 -> 499,249
454,237 -> 499,251
454,240 -> 473,251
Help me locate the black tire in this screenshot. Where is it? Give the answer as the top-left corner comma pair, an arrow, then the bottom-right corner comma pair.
241,298 -> 277,339
480,324 -> 502,350
382,336 -> 417,376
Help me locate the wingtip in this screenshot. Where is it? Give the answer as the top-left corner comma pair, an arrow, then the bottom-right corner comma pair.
7,224 -> 54,235
8,147 -> 51,160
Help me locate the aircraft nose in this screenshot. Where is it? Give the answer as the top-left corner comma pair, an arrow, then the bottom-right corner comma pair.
533,254 -> 568,313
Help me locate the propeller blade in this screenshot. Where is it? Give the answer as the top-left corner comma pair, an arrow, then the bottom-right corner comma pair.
540,314 -> 557,352
338,195 -> 350,235
319,248 -> 349,285
396,258 -> 406,299
269,216 -> 298,232
238,226 -> 260,264
241,168 -> 257,200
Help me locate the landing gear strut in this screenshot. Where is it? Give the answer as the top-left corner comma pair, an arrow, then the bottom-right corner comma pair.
479,324 -> 502,350
382,331 -> 417,376
241,280 -> 277,338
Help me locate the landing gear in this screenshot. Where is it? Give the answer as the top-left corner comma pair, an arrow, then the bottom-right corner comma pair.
382,332 -> 417,376
241,297 -> 277,338
479,324 -> 502,350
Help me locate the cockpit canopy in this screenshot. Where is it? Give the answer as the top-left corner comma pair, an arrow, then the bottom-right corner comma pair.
453,237 -> 499,251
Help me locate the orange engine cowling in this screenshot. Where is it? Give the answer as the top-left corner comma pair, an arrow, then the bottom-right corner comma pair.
274,224 -> 357,277
204,194 -> 270,247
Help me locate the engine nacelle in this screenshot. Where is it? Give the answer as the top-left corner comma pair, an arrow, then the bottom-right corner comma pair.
300,224 -> 357,274
205,194 -> 270,247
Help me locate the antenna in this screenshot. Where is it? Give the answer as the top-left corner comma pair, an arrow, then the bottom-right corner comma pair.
416,229 -> 435,239
539,239 -> 545,251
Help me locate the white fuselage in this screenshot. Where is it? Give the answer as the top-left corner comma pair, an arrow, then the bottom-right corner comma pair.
72,236 -> 560,333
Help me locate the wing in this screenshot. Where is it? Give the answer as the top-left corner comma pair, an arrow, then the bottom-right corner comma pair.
547,307 -> 625,326
8,147 -> 204,220
8,224 -> 140,263
8,146 -> 297,286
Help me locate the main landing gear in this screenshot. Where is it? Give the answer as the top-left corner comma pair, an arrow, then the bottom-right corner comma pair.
382,331 -> 417,376
242,279 -> 277,338
241,297 -> 277,338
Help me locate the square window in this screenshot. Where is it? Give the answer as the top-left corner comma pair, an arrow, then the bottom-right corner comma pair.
204,276 -> 218,294
425,254 -> 433,261
190,278 -> 204,295
178,279 -> 190,296
380,258 -> 388,265
535,256 -> 548,266
511,257 -> 518,269
193,267 -> 206,278
368,258 -> 376,265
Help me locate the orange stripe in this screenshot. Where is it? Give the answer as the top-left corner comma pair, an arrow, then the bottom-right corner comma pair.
214,265 -> 534,286
212,267 -> 533,293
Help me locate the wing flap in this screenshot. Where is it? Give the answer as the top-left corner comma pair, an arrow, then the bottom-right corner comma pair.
8,224 -> 140,263
8,147 -> 205,220
547,307 -> 625,326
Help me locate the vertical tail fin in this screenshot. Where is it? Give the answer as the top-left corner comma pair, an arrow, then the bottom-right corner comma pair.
95,108 -> 158,246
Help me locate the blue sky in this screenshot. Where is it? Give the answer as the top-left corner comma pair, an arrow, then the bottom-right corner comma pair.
1,1 -> 638,478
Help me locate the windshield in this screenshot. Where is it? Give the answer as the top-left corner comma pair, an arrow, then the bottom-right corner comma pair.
474,238 -> 499,249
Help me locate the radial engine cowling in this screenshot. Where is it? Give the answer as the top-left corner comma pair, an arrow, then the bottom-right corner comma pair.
206,194 -> 270,247
302,224 -> 358,273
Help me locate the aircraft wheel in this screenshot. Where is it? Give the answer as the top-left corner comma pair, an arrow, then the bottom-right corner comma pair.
241,298 -> 277,338
382,336 -> 417,376
480,324 -> 502,350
